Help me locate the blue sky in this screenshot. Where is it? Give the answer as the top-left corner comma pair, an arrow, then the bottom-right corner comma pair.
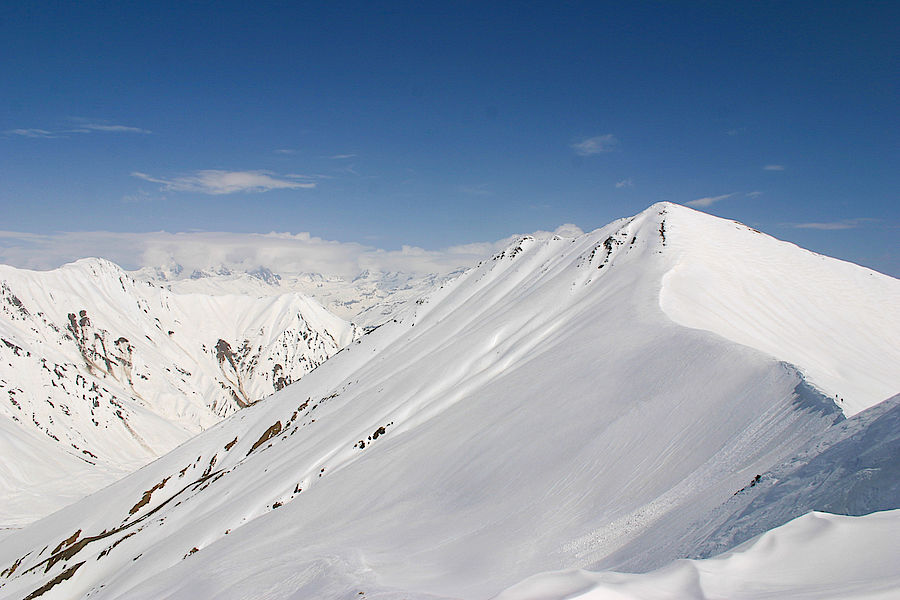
1,2 -> 897,275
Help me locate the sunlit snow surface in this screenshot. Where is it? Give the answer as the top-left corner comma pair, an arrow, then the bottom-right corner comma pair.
0,203 -> 897,599
659,208 -> 900,416
0,258 -> 355,526
495,509 -> 900,600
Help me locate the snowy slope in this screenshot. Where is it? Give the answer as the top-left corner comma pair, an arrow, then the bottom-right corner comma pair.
495,509 -> 900,600
659,208 -> 900,416
685,392 -> 900,561
0,258 -> 356,526
0,203 -> 897,599
558,390 -> 900,576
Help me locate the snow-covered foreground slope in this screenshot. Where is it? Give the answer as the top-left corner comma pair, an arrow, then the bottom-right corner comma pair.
495,509 -> 900,600
0,203 -> 897,599
0,259 -> 356,526
686,393 -> 900,561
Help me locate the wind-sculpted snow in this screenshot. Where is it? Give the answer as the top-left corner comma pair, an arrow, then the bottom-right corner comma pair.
0,258 -> 356,526
0,203 -> 896,599
580,386 -> 900,576
659,207 -> 900,416
494,510 -> 900,600
688,393 -> 900,560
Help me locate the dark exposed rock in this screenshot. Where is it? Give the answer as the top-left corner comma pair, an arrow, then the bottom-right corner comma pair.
129,477 -> 171,515
247,421 -> 283,455
23,561 -> 84,600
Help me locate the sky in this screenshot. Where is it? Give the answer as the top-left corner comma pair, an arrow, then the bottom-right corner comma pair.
1,2 -> 897,276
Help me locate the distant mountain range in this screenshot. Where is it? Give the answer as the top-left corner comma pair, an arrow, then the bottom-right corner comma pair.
0,258 -> 356,526
0,203 -> 897,599
133,262 -> 467,327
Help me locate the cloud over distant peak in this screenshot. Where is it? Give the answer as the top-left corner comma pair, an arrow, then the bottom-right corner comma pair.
0,223 -> 587,278
686,193 -> 734,208
549,223 -> 584,237
131,170 -> 315,195
571,134 -> 618,156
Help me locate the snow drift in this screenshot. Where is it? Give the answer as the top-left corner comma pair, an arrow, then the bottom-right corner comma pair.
495,509 -> 900,600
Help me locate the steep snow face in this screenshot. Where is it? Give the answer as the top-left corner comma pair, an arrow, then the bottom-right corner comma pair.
659,207 -> 900,416
495,509 -> 900,600
686,393 -> 900,561
0,204 -> 895,599
0,258 -> 356,526
573,390 -> 899,576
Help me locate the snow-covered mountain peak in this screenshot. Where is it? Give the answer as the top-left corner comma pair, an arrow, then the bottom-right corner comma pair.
653,204 -> 899,416
0,204 -> 896,599
490,235 -> 540,262
479,201 -> 897,416
33,256 -> 131,288
246,265 -> 281,285
376,201 -> 898,418
61,256 -> 123,272
139,263 -> 465,326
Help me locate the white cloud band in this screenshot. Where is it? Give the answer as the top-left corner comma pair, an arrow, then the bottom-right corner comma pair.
685,193 -> 734,208
131,170 -> 315,195
0,224 -> 585,277
571,134 -> 618,156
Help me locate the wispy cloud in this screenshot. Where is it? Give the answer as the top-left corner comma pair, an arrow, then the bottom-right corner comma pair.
131,170 -> 315,195
285,173 -> 332,180
78,123 -> 151,134
686,193 -> 735,208
121,190 -> 159,204
763,164 -> 785,171
5,128 -> 58,138
327,153 -> 356,160
274,148 -> 297,155
334,164 -> 361,176
789,218 -> 879,230
459,183 -> 493,196
746,191 -> 763,198
571,134 -> 618,156
615,178 -> 633,189
5,122 -> 150,137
